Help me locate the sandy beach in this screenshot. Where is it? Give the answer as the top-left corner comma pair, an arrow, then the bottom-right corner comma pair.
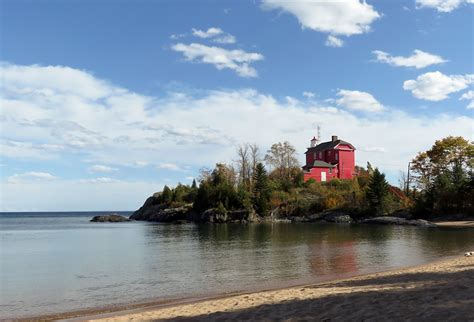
72,255 -> 474,321
435,221 -> 474,228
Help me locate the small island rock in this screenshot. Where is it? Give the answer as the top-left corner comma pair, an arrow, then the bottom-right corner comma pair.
90,214 -> 131,222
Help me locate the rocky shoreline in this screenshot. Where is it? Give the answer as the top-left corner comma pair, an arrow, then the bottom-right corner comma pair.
126,194 -> 444,227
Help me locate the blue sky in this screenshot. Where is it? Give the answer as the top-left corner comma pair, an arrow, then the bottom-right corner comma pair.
1,0 -> 473,211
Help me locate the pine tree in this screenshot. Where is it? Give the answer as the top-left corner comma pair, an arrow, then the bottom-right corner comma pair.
252,163 -> 270,215
161,185 -> 173,204
367,168 -> 390,216
191,179 -> 197,189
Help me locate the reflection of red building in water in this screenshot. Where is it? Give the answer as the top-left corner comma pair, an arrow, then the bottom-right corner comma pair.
303,135 -> 356,182
309,241 -> 358,276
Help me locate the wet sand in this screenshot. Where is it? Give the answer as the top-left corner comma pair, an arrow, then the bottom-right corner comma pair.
74,255 -> 474,321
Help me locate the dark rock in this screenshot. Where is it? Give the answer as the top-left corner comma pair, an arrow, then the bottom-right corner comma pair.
90,214 -> 131,222
361,216 -> 436,227
131,204 -> 194,223
199,208 -> 260,223
321,211 -> 354,223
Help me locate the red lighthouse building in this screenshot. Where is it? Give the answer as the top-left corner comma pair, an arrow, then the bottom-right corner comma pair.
303,135 -> 356,182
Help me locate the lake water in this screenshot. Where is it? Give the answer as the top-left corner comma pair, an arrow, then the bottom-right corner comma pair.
1,212 -> 473,319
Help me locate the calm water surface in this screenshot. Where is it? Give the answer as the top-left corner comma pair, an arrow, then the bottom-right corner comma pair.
1,212 -> 473,318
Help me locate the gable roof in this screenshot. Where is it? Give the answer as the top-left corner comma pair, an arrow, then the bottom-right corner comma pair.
311,160 -> 336,168
305,139 -> 355,154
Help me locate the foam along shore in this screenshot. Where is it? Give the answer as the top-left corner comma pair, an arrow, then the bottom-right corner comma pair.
81,255 -> 474,321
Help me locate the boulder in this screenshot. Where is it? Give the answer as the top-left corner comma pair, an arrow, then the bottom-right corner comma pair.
361,216 -> 436,227
321,211 -> 354,223
90,214 -> 131,222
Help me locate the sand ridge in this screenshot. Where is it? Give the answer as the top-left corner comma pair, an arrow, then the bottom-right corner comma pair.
82,256 -> 474,321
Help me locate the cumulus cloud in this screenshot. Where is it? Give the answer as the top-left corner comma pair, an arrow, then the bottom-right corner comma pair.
335,90 -> 384,112
171,43 -> 263,77
460,90 -> 474,109
88,164 -> 118,173
415,0 -> 474,12
302,91 -> 315,98
261,0 -> 380,44
403,71 -> 474,101
190,27 -> 236,44
213,34 -> 237,44
1,62 -> 473,209
192,27 -> 223,38
7,171 -> 57,184
325,35 -> 344,48
373,49 -> 447,69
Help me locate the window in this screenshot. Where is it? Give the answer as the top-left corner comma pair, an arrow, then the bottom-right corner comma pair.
319,152 -> 322,158
314,152 -> 316,159
329,168 -> 332,174
328,151 -> 331,156
335,153 -> 338,161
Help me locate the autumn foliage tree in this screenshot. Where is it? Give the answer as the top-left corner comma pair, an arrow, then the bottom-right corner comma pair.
410,136 -> 473,216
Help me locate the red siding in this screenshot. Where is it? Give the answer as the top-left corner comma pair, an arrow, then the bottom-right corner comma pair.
304,167 -> 338,182
304,141 -> 355,182
337,149 -> 355,179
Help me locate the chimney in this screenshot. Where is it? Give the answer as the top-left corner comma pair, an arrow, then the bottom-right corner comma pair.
331,135 -> 338,142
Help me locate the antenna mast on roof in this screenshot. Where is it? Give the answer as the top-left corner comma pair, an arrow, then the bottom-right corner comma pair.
317,125 -> 321,142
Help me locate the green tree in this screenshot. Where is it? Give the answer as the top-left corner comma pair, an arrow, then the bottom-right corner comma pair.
161,185 -> 173,204
410,136 -> 473,216
366,168 -> 390,216
252,163 -> 270,215
411,136 -> 473,190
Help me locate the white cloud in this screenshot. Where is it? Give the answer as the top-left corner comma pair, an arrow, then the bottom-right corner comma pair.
302,91 -> 315,98
7,171 -> 57,184
171,43 -> 263,77
415,0 -> 473,12
460,90 -> 474,100
190,27 -> 236,44
213,34 -> 237,44
88,164 -> 118,173
261,0 -> 381,43
403,71 -> 474,101
325,35 -> 344,48
373,49 -> 447,69
335,89 -> 384,112
1,62 -> 473,209
192,27 -> 223,38
460,90 -> 474,109
170,33 -> 186,40
78,177 -> 120,184
157,163 -> 182,171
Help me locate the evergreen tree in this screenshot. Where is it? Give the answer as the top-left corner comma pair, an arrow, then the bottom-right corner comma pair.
252,163 -> 270,215
191,179 -> 197,189
161,185 -> 173,204
366,168 -> 390,216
